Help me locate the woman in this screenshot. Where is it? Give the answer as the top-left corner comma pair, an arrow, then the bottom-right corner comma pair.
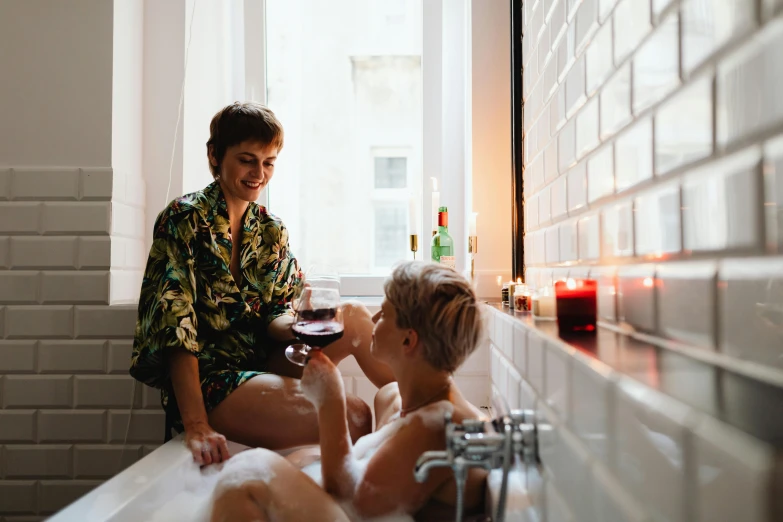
210,261 -> 489,522
130,102 -> 395,465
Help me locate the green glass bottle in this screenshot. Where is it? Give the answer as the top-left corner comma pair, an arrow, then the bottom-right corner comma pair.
430,206 -> 455,269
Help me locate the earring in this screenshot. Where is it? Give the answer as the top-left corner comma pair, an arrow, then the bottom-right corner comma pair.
215,173 -> 221,181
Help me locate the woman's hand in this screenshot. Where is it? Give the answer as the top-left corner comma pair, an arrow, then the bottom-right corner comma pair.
301,350 -> 346,409
184,421 -> 230,465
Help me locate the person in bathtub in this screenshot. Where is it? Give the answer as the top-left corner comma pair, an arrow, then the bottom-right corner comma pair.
130,102 -> 395,466
210,261 -> 489,522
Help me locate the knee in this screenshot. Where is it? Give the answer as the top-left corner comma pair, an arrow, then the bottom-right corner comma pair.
342,301 -> 372,325
345,394 -> 373,441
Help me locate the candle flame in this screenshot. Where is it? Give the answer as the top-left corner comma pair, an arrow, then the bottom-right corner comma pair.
431,177 -> 438,192
643,277 -> 654,288
496,276 -> 502,286
566,278 -> 577,290
517,277 -> 522,284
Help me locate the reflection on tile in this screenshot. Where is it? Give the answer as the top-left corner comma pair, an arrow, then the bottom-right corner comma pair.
544,420 -> 593,519
618,264 -> 656,331
552,175 -> 568,219
586,22 -> 614,95
527,195 -> 539,231
527,154 -> 544,194
593,266 -> 619,321
717,20 -> 783,148
634,13 -> 680,113
692,415 -> 774,522
602,200 -> 634,258
614,0 -> 652,63
512,322 -> 528,372
527,331 -> 546,393
572,359 -> 614,465
615,379 -> 691,522
682,147 -> 763,253
551,0 -> 568,44
577,98 -> 600,159
615,118 -> 653,193
539,184 -> 552,225
545,139 -> 560,183
764,135 -> 783,252
566,56 -> 587,117
599,0 -> 619,19
634,182 -> 682,256
719,258 -> 783,370
546,225 -> 561,263
552,84 -> 567,131
559,118 -> 577,172
655,76 -> 713,175
568,161 -> 588,214
601,64 -> 632,140
560,219 -> 579,262
575,0 -> 599,53
578,213 -> 601,260
657,261 -> 717,349
592,460 -> 649,522
588,144 -> 615,202
681,0 -> 757,75
545,344 -> 570,421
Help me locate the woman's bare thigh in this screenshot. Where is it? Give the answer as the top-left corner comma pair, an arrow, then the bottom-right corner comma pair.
208,374 -> 372,450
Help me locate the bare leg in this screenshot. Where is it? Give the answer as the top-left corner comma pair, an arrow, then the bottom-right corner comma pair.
210,449 -> 350,522
208,373 -> 372,449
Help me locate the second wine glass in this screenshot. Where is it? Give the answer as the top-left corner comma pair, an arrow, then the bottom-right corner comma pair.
285,286 -> 344,366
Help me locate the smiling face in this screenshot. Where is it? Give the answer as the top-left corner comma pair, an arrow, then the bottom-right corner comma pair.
209,140 -> 278,203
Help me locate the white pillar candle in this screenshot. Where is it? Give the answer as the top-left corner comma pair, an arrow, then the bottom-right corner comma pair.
408,193 -> 418,236
469,212 -> 478,236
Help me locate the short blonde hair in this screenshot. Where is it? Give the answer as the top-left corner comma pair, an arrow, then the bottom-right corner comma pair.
384,261 -> 485,373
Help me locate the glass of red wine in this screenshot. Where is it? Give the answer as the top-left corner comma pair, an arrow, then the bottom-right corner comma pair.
285,286 -> 345,366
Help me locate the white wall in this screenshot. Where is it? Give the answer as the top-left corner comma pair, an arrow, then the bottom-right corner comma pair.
0,0 -> 113,167
469,0 -> 513,297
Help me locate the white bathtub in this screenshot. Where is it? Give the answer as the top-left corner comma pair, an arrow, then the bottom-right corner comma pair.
47,434 -> 537,522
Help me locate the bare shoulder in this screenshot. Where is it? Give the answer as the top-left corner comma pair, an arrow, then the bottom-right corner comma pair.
374,382 -> 401,429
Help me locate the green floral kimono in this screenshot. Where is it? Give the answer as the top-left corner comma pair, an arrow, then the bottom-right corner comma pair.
130,181 -> 303,433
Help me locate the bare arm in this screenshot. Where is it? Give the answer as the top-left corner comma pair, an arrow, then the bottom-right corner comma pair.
168,349 -> 229,465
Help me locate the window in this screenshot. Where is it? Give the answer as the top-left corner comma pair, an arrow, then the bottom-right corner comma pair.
264,0 -> 423,278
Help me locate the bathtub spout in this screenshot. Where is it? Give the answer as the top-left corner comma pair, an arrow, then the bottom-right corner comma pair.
414,450 -> 450,482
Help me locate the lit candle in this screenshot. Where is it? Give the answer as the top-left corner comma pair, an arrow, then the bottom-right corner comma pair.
408,193 -> 418,236
469,212 -> 478,236
431,177 -> 440,233
513,284 -> 531,313
554,278 -> 598,335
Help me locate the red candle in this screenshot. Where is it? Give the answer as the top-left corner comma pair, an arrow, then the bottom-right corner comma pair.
555,278 -> 598,335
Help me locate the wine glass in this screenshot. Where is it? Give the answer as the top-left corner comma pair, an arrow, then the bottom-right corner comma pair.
285,286 -> 345,366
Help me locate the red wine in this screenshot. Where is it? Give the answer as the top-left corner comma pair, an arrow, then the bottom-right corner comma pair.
297,308 -> 338,321
292,320 -> 344,347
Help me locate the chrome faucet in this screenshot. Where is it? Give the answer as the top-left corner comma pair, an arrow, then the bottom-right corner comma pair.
414,409 -> 539,522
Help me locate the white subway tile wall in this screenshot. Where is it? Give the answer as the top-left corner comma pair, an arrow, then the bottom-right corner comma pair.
0,165 -> 158,516
515,0 -> 783,519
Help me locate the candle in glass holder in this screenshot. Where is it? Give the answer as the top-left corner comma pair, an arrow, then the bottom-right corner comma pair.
501,283 -> 510,306
513,284 -> 531,312
532,286 -> 556,319
555,278 -> 598,335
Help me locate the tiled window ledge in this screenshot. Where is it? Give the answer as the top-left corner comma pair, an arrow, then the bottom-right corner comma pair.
485,303 -> 783,522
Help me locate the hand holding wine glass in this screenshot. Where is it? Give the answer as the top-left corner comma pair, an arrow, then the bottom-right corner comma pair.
285,286 -> 345,367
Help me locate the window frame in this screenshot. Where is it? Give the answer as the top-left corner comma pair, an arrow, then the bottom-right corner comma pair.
249,0 -> 468,296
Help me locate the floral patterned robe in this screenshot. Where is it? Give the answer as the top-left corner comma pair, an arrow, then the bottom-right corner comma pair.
130,181 -> 303,433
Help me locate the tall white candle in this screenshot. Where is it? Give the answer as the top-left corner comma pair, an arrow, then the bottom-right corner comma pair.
431,177 -> 440,232
408,193 -> 418,236
469,212 -> 478,236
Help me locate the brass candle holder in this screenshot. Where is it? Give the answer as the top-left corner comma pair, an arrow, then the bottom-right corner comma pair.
409,234 -> 419,260
468,235 -> 478,281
